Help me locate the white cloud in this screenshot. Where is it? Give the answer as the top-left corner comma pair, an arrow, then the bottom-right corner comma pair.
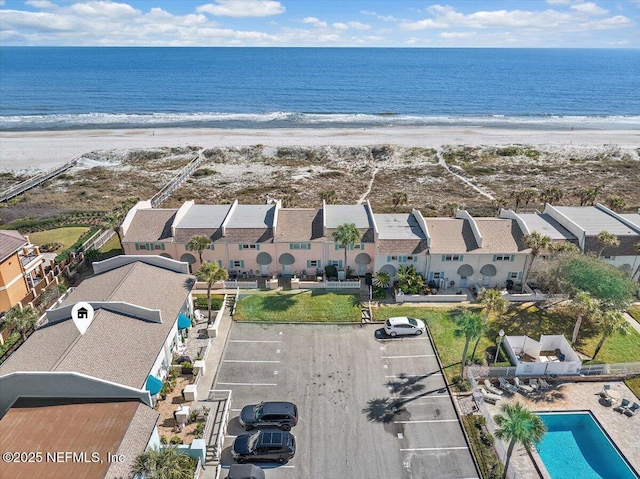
71,1 -> 140,19
25,0 -> 55,8
401,18 -> 448,30
571,2 -> 609,15
196,0 -> 284,18
332,21 -> 370,31
360,10 -> 399,22
546,0 -> 571,4
302,17 -> 328,28
440,31 -> 477,39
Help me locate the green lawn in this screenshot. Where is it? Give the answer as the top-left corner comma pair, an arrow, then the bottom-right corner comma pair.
625,377 -> 640,402
97,234 -> 123,260
234,290 -> 361,322
629,305 -> 640,322
372,306 -> 504,381
29,226 -> 90,252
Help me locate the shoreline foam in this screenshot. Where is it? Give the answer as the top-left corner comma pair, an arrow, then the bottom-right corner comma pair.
1,126 -> 639,172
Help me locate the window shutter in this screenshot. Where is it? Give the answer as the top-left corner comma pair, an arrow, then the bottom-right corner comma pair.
339,260 -> 343,268
335,244 -> 339,250
256,244 -> 260,250
306,260 -> 311,268
317,260 -> 322,268
135,244 -> 139,250
229,261 -> 234,269
510,255 -> 515,262
492,255 -> 497,262
441,255 -> 446,261
290,244 -> 294,250
241,260 -> 245,269
429,271 -> 434,280
238,244 -> 243,251
518,271 -> 522,279
387,256 -> 391,262
185,244 -> 190,251
217,260 -> 222,267
459,255 -> 463,261
413,256 -> 418,262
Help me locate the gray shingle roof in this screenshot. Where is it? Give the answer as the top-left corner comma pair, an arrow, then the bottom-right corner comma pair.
275,209 -> 324,242
226,205 -> 275,229
426,219 -> 478,253
377,239 -> 429,255
0,262 -> 194,389
122,209 -> 176,243
0,230 -> 27,263
474,219 -> 528,253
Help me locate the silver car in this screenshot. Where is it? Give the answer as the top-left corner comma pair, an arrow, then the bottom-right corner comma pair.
384,316 -> 426,337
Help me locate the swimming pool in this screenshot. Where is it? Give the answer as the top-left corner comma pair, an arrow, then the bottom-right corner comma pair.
536,412 -> 638,479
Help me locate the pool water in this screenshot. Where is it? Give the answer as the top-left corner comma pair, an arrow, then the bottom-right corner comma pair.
536,412 -> 638,479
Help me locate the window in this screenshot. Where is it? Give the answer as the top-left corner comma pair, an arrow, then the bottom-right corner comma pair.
307,260 -> 320,267
290,243 -> 311,250
442,255 -> 462,261
135,243 -> 165,251
230,260 -> 244,268
494,255 -> 513,261
390,255 -> 398,261
432,272 -> 442,280
240,244 -> 258,250
508,272 -> 518,279
406,256 -> 414,261
602,255 -> 615,260
208,244 -> 215,250
354,244 -> 363,249
139,244 -> 147,250
328,260 -> 343,268
153,244 -> 162,250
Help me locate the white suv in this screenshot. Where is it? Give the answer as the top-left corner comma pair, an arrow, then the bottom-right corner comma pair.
384,316 -> 426,337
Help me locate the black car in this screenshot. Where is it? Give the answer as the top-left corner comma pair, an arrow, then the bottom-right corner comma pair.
232,430 -> 296,464
226,464 -> 265,479
239,401 -> 298,431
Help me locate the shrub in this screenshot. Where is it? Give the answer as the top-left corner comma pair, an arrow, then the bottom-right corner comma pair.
194,296 -> 223,311
170,435 -> 182,445
373,287 -> 386,300
160,435 -> 168,445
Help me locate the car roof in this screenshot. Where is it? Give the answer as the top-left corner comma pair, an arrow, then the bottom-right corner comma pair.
227,464 -> 266,479
388,316 -> 413,325
257,430 -> 292,446
260,401 -> 296,415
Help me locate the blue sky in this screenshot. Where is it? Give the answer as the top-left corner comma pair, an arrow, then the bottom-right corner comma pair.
1,0 -> 638,47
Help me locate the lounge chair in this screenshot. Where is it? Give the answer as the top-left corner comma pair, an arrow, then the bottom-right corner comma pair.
614,398 -> 630,413
529,379 -> 539,391
499,377 -> 519,394
478,387 -> 502,405
624,402 -> 640,417
539,378 -> 551,389
514,377 -> 534,395
484,379 -> 503,396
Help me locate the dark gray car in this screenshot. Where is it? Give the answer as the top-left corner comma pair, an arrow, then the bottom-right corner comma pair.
232,430 -> 296,464
239,401 -> 298,431
226,464 -> 266,479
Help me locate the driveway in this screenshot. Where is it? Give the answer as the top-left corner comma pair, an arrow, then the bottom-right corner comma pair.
213,323 -> 479,479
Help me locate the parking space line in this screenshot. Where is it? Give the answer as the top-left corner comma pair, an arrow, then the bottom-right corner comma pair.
382,354 -> 436,359
223,360 -> 281,363
220,465 -> 296,469
400,447 -> 469,451
231,409 -> 243,412
229,340 -> 283,343
384,374 -> 441,378
217,382 -> 278,386
394,419 -> 458,424
395,394 -> 449,399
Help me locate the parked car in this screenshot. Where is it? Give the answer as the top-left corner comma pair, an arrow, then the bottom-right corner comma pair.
384,316 -> 426,337
240,401 -> 298,431
232,430 -> 296,464
226,464 -> 266,479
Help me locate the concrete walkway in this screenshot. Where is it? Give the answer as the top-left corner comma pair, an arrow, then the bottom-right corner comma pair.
623,311 -> 640,335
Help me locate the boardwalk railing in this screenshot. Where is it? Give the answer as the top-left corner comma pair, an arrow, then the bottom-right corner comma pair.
1,157 -> 79,202
223,280 -> 257,289
150,153 -> 202,207
206,389 -> 232,462
477,362 -> 640,379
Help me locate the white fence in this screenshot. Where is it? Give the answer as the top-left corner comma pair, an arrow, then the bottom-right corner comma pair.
84,230 -> 115,252
207,389 -> 232,462
479,362 -> 640,379
396,293 -> 468,303
223,280 -> 258,289
325,280 -> 361,289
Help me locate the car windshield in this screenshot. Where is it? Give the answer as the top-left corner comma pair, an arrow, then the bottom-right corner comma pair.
408,318 -> 418,326
253,404 -> 263,419
248,432 -> 261,450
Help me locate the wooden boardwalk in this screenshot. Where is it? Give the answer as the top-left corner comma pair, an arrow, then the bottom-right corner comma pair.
0,157 -> 79,202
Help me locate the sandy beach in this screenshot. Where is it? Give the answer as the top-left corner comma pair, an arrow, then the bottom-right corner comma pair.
1,127 -> 639,172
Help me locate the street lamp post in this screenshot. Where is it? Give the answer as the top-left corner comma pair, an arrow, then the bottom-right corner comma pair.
494,329 -> 505,365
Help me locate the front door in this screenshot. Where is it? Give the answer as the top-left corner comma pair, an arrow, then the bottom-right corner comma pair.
260,264 -> 269,276
460,276 -> 467,287
482,275 -> 490,287
359,264 -> 366,276
282,264 -> 291,276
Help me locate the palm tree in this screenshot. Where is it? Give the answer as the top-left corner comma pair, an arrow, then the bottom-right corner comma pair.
195,262 -> 228,323
455,311 -> 484,373
521,232 -> 551,292
331,223 -> 361,273
321,189 -> 337,204
540,186 -> 563,206
187,235 -> 211,264
132,446 -> 198,479
509,190 -> 525,213
520,188 -> 538,213
1,305 -> 39,341
592,311 -> 627,360
606,195 -> 626,212
494,401 -> 546,479
569,291 -> 601,345
595,230 -> 620,258
472,289 -> 507,360
373,270 -> 391,289
550,242 -> 579,254
101,197 -> 139,246
281,193 -> 295,208
493,196 -> 508,215
444,202 -> 462,217
392,191 -> 408,209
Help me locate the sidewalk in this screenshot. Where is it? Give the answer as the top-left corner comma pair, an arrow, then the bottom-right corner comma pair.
623,312 -> 640,335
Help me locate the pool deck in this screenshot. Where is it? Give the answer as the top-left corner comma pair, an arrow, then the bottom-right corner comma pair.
484,381 -> 640,479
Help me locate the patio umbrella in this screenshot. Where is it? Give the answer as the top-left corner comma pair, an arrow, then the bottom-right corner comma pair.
145,375 -> 163,396
177,313 -> 191,330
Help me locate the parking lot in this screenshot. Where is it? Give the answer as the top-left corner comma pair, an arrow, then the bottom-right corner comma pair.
215,323 -> 479,479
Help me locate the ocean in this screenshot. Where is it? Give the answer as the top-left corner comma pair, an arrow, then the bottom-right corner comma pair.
1,47 -> 639,131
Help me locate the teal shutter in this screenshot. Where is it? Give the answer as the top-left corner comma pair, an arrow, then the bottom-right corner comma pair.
429,272 -> 434,280
229,261 -> 234,269
518,271 -> 522,279
387,256 -> 391,262
256,244 -> 260,250
511,255 -> 515,262
317,260 -> 322,268
339,260 -> 343,268
185,244 -> 190,251
459,255 -> 463,261
217,260 -> 222,267
161,244 -> 165,250
413,256 -> 418,262
335,244 -> 339,250
441,255 -> 446,261
492,255 -> 497,262
240,260 -> 245,268
290,244 -> 294,250
135,244 -> 139,250
238,244 -> 243,251
306,260 -> 311,268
